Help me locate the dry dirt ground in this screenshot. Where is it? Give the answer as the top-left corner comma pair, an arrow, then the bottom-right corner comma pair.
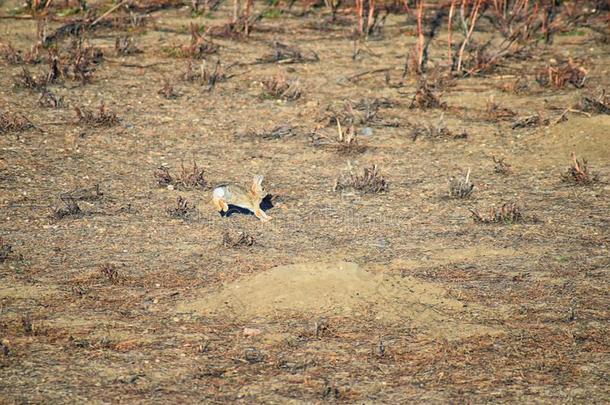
1,1 -> 609,403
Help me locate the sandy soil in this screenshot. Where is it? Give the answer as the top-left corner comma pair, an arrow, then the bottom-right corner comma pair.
1,1 -> 609,403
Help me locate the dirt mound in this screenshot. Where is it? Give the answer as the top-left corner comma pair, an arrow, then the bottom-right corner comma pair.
178,261 -> 500,339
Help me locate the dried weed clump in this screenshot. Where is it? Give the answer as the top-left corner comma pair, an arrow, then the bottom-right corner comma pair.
562,153 -> 598,185
449,169 -> 474,198
0,111 -> 34,134
167,196 -> 197,219
471,201 -> 523,224
222,230 -> 255,248
74,102 -> 119,127
334,164 -> 389,194
155,162 -> 207,190
536,59 -> 587,89
261,71 -> 302,101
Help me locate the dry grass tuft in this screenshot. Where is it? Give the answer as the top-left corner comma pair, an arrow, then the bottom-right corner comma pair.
0,110 -> 34,134
222,230 -> 255,248
262,71 -> 302,101
0,43 -> 23,64
562,153 -> 598,185
167,196 -> 197,219
98,263 -> 121,283
471,201 -> 523,224
74,102 -> 119,127
155,162 -> 207,190
449,169 -> 474,198
493,156 -> 512,175
115,36 -> 142,55
334,164 -> 388,194
409,80 -> 446,110
536,59 -> 587,89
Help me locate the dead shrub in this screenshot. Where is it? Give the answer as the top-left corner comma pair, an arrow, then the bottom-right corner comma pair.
561,153 -> 598,185
0,111 -> 34,134
261,71 -> 302,101
536,59 -> 587,89
409,80 -> 446,110
167,196 -> 197,219
449,169 -> 474,198
334,164 -> 389,194
471,201 -> 523,224
222,230 -> 255,248
74,102 -> 119,127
